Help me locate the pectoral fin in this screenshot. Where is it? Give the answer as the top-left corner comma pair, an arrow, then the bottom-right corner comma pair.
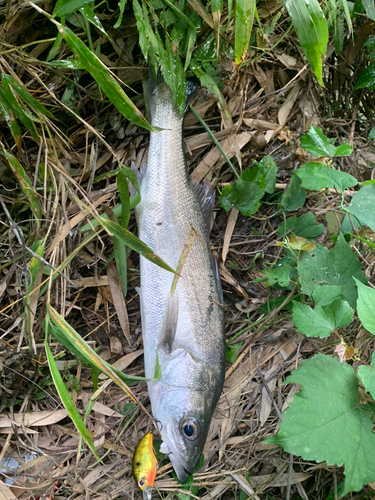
192,182 -> 215,230
157,293 -> 179,355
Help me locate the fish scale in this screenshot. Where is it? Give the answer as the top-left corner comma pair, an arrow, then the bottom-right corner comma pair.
135,81 -> 225,482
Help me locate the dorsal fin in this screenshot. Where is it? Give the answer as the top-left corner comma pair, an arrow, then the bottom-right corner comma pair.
192,182 -> 215,230
157,293 -> 179,355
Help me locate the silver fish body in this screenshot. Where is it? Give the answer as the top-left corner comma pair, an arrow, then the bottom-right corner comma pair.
135,82 -> 225,481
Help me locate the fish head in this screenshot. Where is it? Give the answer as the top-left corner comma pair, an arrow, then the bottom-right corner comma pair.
149,349 -> 220,482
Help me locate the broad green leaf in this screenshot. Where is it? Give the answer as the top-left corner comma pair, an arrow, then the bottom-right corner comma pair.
2,74 -> 55,120
279,174 -> 306,212
45,340 -> 100,460
292,301 -> 334,338
99,218 -> 177,275
265,353 -> 375,496
219,165 -> 266,216
284,0 -> 328,86
278,213 -> 324,239
56,23 -> 155,131
258,155 -> 277,194
2,147 -> 42,225
288,235 -> 315,252
298,234 -> 366,307
346,184 -> 375,232
355,278 -> 375,335
358,352 -> 375,400
54,0 -> 93,17
363,0 -> 375,21
226,341 -> 243,364
192,67 -> 224,108
235,0 -> 256,65
263,264 -> 291,287
295,163 -> 357,192
312,285 -> 342,306
300,127 -> 353,157
354,61 -> 375,90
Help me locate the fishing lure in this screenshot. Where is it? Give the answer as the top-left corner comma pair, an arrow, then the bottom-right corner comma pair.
132,432 -> 158,499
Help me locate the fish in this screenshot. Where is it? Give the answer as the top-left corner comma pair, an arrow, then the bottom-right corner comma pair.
132,431 -> 158,500
135,78 -> 226,482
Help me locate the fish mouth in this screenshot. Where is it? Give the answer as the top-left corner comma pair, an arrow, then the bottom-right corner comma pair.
159,424 -> 191,483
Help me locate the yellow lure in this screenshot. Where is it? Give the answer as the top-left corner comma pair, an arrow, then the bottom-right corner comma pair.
132,432 -> 158,494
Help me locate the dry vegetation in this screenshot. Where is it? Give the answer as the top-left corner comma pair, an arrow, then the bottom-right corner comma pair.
0,1 -> 375,499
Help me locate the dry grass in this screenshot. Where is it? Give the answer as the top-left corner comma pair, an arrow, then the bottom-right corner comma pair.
0,2 -> 375,500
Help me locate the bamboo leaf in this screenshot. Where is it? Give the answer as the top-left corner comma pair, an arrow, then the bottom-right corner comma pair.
2,145 -> 42,225
45,338 -> 100,460
53,0 -> 93,17
2,74 -> 55,119
1,76 -> 39,141
79,4 -> 108,36
235,0 -> 256,65
0,89 -> 22,154
56,23 -> 156,131
284,0 -> 328,86
99,218 -> 178,275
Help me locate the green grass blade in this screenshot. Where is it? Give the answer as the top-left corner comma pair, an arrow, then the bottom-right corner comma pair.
45,338 -> 100,460
0,89 -> 22,153
1,76 -> 38,141
53,0 -> 93,17
56,23 -> 155,131
2,145 -> 42,225
284,0 -> 328,86
235,0 -> 256,65
47,306 -> 156,397
99,218 -> 178,275
2,74 -> 55,119
79,4 -> 108,36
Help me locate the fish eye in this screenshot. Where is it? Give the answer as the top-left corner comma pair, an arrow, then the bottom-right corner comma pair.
181,418 -> 201,441
138,479 -> 145,488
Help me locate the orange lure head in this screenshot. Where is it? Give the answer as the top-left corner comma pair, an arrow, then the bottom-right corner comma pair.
132,432 -> 158,494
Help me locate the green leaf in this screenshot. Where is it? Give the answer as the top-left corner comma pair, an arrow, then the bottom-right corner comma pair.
300,126 -> 336,156
298,234 -> 366,307
80,4 -> 108,35
354,278 -> 375,335
278,213 -> 324,239
358,352 -> 375,400
263,264 -> 291,287
235,0 -> 256,65
46,25 -> 64,62
1,76 -> 38,141
284,0 -> 328,86
292,301 -> 334,338
265,353 -> 375,496
99,218 -> 177,275
0,89 -> 22,151
226,341 -> 243,364
54,0 -> 93,17
45,340 -> 100,460
354,61 -> 375,90
258,155 -> 278,194
363,0 -> 375,21
2,74 -> 55,120
346,184 -> 375,232
2,146 -> 42,226
56,23 -> 155,131
219,165 -> 266,216
295,163 -> 357,192
312,285 -> 342,306
279,174 -> 306,212
48,59 -> 85,69
160,36 -> 186,116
